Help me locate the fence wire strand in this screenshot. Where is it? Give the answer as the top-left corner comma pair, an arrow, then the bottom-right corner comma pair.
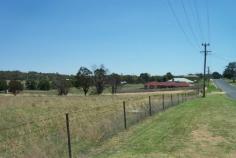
0,90 -> 199,158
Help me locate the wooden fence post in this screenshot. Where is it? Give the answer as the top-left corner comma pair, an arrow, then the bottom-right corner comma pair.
123,101 -> 127,129
171,94 -> 173,106
149,96 -> 152,116
178,94 -> 180,104
162,94 -> 165,110
66,113 -> 72,158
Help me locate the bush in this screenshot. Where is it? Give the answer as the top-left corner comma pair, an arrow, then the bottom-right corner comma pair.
8,80 -> 23,95
0,80 -> 8,93
38,80 -> 50,91
55,79 -> 71,96
25,80 -> 37,90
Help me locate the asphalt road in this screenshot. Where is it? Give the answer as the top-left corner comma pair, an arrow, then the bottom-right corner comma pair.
213,79 -> 236,99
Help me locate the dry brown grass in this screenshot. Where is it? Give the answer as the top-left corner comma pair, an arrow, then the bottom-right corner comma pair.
0,90 -> 195,158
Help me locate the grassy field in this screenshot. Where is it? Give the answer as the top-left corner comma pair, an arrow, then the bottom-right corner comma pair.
90,94 -> 236,158
207,80 -> 221,93
0,90 -> 196,158
2,87 -> 232,158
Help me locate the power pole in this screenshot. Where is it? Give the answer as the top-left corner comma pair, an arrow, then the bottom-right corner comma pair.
201,43 -> 211,98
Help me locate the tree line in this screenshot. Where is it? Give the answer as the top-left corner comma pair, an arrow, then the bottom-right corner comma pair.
1,61 -> 235,96
0,66 -> 179,96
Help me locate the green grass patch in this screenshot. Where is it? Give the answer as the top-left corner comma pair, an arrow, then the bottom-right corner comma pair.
92,94 -> 236,158
207,81 -> 221,93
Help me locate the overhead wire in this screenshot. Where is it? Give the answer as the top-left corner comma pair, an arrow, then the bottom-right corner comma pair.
166,0 -> 199,50
206,0 -> 211,43
192,0 -> 205,42
180,0 -> 201,49
211,54 -> 234,63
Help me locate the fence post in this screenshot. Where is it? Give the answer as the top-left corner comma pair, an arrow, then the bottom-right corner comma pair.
182,94 -> 184,103
149,96 -> 152,116
178,94 -> 180,104
162,94 -> 165,111
171,94 -> 173,106
123,101 -> 127,129
66,113 -> 72,158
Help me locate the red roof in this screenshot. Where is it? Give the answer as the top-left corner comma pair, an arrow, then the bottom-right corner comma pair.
144,81 -> 190,87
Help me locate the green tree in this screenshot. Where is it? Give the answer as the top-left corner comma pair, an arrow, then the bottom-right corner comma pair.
38,79 -> 50,90
0,80 -> 8,93
121,75 -> 139,84
8,80 -> 23,95
139,73 -> 150,83
25,80 -> 37,90
94,65 -> 107,94
212,72 -> 222,79
110,73 -> 121,94
76,67 -> 93,96
163,72 -> 174,81
223,62 -> 236,82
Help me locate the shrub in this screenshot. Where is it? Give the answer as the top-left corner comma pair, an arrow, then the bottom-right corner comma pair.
38,79 -> 50,90
55,79 -> 71,96
25,80 -> 37,90
8,80 -> 23,95
0,80 -> 8,93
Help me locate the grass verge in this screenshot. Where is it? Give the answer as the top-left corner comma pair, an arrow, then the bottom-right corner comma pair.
207,81 -> 221,93
92,94 -> 236,158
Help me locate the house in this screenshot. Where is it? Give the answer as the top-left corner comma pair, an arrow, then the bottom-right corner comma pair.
144,81 -> 190,89
168,78 -> 194,83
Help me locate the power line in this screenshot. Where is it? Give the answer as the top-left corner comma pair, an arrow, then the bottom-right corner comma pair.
211,53 -> 235,63
206,0 -> 211,43
180,0 -> 201,49
187,0 -> 202,42
166,0 -> 199,50
192,0 -> 205,42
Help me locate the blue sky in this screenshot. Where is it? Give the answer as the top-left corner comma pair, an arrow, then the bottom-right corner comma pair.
0,0 -> 235,75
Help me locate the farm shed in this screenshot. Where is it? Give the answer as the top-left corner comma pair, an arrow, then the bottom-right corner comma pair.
168,78 -> 194,83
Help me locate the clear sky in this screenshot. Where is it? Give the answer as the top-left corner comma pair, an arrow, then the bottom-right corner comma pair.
0,0 -> 235,75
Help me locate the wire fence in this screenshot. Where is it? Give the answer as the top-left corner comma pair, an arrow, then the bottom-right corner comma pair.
0,90 -> 199,158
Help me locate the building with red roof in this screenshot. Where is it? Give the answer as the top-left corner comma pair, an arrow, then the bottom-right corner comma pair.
144,81 -> 190,89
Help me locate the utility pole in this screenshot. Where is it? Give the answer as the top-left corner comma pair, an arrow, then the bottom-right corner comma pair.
201,43 -> 211,98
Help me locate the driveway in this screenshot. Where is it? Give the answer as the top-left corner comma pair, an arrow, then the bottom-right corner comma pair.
213,79 -> 236,99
